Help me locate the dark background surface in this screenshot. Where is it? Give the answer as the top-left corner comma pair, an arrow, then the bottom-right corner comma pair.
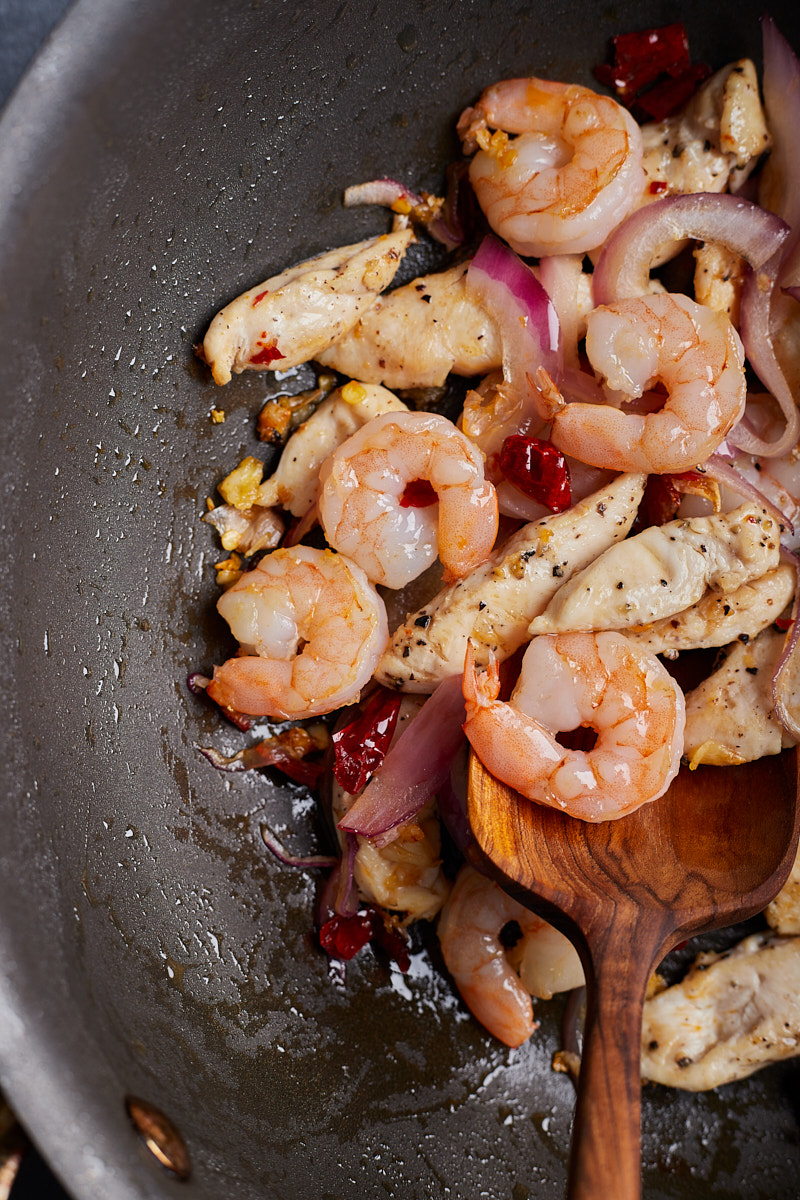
0,0 -> 74,110
0,10 -> 76,1198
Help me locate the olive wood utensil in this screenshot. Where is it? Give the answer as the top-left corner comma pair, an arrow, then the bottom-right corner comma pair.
467,749 -> 800,1200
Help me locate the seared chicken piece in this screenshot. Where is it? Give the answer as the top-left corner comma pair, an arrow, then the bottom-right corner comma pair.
641,60 -> 770,201
202,231 -> 413,384
375,473 -> 645,692
623,565 -> 794,658
682,627 -> 794,766
641,933 -> 800,1090
529,505 -> 781,635
316,263 -> 502,388
767,845 -> 800,935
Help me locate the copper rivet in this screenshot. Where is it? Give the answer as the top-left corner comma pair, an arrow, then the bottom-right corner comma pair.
125,1096 -> 191,1181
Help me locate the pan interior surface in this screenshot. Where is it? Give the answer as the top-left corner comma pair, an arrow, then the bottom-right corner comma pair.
0,1 -> 798,1198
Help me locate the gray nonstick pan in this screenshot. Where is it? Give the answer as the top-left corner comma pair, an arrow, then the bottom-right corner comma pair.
1,2 -> 799,1198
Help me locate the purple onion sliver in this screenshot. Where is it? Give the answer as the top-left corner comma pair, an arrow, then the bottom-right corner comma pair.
736,256 -> 800,458
334,833 -> 359,917
197,743 -> 248,773
469,235 -> 562,365
703,456 -> 794,536
782,285 -> 800,303
343,177 -> 422,209
260,825 -> 338,871
338,674 -> 467,841
592,193 -> 789,305
187,672 -> 211,694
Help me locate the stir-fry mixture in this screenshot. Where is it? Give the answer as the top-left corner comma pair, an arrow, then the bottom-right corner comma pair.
192,20 -> 800,1089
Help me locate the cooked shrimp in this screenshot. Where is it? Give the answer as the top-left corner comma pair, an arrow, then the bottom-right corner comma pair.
462,634 -> 685,822
550,293 -> 746,474
318,410 -> 498,589
438,865 -> 583,1047
206,545 -> 388,719
457,77 -> 644,257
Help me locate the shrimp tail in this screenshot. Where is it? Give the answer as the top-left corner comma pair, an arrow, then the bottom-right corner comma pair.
462,643 -> 500,721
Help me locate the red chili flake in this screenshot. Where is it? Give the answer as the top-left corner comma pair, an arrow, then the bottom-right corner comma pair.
399,478 -> 438,508
776,617 -> 795,632
648,180 -> 669,195
636,63 -> 712,122
595,23 -> 710,120
372,918 -> 411,973
498,435 -> 571,513
250,340 -> 284,365
319,912 -> 375,960
595,23 -> 690,97
251,289 -> 270,307
332,688 -> 402,794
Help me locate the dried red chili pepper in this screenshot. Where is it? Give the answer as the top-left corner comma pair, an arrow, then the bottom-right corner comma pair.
776,617 -> 795,632
498,435 -> 571,513
319,912 -> 375,959
634,473 -> 682,532
595,23 -> 710,121
597,23 -> 690,96
399,478 -> 438,508
332,688 -> 402,794
635,63 -> 712,121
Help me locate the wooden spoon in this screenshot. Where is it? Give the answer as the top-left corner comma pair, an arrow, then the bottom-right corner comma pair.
466,749 -> 800,1200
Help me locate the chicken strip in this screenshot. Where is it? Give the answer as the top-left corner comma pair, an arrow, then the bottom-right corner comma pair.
623,565 -> 794,658
766,845 -> 800,936
375,473 -> 645,692
682,627 -> 794,766
641,933 -> 800,1090
201,231 -> 413,385
316,263 -> 502,388
529,505 -> 781,635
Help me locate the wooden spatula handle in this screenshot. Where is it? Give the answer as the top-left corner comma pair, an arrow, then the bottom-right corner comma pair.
566,916 -> 662,1200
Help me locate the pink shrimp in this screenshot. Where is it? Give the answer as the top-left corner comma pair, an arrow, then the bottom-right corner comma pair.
458,77 -> 644,257
462,634 -> 685,822
438,865 -> 583,1047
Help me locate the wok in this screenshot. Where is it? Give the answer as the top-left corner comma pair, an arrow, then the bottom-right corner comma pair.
0,2 -> 799,1198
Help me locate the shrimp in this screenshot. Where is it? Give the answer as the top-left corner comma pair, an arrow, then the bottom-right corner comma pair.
462,634 -> 685,823
318,410 -> 498,589
550,293 -> 746,474
457,77 -> 644,257
438,865 -> 583,1047
206,545 -> 388,719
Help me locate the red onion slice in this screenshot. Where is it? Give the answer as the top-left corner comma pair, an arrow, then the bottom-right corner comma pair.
734,256 -> 800,458
344,177 -> 422,209
467,235 -> 562,426
260,825 -> 337,870
344,175 -> 463,249
592,193 -> 789,304
761,18 -> 800,271
772,549 -> 800,742
537,254 -> 588,369
337,674 -> 466,845
702,455 -> 794,536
